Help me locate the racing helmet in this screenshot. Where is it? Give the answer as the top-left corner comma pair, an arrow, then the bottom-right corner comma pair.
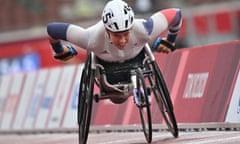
102,0 -> 134,32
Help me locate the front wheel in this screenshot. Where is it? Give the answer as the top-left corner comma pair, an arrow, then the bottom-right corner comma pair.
151,62 -> 178,138
136,68 -> 152,143
78,53 -> 95,144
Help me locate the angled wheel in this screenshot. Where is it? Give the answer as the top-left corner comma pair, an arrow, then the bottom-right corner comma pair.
150,61 -> 178,138
136,68 -> 152,143
78,53 -> 95,144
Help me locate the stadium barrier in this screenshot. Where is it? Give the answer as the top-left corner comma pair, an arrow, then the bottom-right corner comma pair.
0,40 -> 239,131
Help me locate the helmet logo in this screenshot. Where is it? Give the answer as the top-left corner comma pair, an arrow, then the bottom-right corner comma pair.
123,5 -> 132,14
102,11 -> 114,24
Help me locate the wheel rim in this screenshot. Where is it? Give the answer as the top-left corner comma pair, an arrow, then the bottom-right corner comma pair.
136,68 -> 152,143
150,62 -> 179,138
78,54 -> 95,144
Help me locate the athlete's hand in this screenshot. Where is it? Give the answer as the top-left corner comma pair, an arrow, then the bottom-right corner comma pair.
54,45 -> 78,61
153,37 -> 175,54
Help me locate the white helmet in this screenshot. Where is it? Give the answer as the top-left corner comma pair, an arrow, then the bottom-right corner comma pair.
102,0 -> 134,32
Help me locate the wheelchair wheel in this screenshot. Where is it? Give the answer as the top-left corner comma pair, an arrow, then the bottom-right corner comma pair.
78,53 -> 95,144
150,61 -> 178,138
136,68 -> 152,143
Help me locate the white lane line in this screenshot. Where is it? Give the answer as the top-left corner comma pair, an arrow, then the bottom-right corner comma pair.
184,134 -> 240,144
96,133 -> 164,144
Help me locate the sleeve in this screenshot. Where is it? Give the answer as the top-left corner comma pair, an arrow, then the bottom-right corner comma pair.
47,22 -> 69,41
160,8 -> 182,42
47,22 -> 89,49
145,8 -> 182,43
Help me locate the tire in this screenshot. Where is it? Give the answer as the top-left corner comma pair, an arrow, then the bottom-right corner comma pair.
136,68 -> 152,143
78,53 -> 95,144
150,61 -> 179,138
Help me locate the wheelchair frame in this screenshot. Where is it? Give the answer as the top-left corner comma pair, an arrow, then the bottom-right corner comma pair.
77,44 -> 178,144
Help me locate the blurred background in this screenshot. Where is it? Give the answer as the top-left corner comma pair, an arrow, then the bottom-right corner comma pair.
0,0 -> 239,75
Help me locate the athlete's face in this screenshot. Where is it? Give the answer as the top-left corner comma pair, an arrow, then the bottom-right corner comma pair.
108,30 -> 131,50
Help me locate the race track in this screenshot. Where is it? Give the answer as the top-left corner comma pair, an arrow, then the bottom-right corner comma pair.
1,123 -> 240,144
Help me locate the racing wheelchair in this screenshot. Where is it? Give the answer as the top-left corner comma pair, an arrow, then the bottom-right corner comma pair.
77,43 -> 178,144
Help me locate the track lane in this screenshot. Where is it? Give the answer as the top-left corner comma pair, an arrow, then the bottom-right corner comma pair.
1,123 -> 240,144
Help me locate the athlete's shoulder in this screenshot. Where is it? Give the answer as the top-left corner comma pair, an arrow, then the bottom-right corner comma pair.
87,21 -> 105,39
132,18 -> 155,37
87,21 -> 104,30
85,21 -> 107,49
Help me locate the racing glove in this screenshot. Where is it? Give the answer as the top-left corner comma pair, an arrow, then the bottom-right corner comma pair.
54,45 -> 78,61
152,37 -> 176,54
50,41 -> 78,61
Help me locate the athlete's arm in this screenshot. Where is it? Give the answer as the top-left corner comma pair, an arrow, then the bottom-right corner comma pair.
150,8 -> 182,53
46,22 -> 89,60
161,8 -> 182,43
47,22 -> 89,50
